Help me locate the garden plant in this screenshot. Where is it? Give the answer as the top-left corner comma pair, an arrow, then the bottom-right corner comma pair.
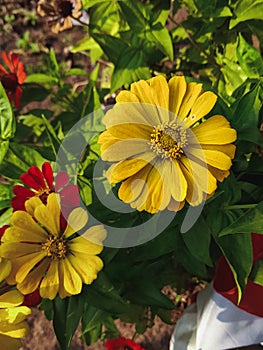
0,0 -> 263,349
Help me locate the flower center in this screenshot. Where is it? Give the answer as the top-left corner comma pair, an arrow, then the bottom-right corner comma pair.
42,237 -> 68,259
150,121 -> 188,159
1,73 -> 18,93
36,188 -> 53,205
58,0 -> 73,17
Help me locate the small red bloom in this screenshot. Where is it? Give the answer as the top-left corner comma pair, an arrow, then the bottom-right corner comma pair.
105,337 -> 145,350
12,162 -> 80,218
0,52 -> 26,108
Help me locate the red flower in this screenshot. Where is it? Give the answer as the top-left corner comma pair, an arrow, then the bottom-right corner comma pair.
214,232 -> 263,317
105,337 -> 145,350
0,52 -> 26,108
12,162 -> 80,219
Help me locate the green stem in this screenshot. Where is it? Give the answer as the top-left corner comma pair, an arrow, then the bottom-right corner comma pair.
224,204 -> 258,210
71,16 -> 89,28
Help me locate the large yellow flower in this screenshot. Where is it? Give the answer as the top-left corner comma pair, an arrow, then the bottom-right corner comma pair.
0,258 -> 31,350
98,75 -> 237,213
0,193 -> 106,300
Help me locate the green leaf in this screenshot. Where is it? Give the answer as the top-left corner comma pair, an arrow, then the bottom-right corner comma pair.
25,74 -> 58,84
0,182 -> 13,208
118,1 -> 146,30
91,34 -> 128,65
182,215 -> 212,266
0,140 -> 9,165
0,142 -> 45,179
78,176 -> 92,206
0,83 -> 15,140
49,47 -> 59,77
146,23 -> 174,60
250,259 -> 263,286
52,295 -> 84,350
84,272 -> 130,315
111,48 -> 151,92
237,34 -> 263,78
82,0 -> 111,10
217,233 -> 252,302
0,207 -> 12,227
42,115 -> 62,158
219,202 -> 263,237
230,0 -> 263,29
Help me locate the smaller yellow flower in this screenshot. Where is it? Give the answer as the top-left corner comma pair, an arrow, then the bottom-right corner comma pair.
37,0 -> 82,34
0,193 -> 106,300
0,258 -> 31,350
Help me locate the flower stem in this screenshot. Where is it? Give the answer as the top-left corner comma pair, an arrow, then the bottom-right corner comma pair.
224,204 -> 258,210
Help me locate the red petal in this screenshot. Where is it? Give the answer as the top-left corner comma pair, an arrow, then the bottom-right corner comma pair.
1,52 -> 12,72
17,61 -> 26,84
13,185 -> 35,197
252,233 -> 263,262
11,196 -> 27,211
22,289 -> 42,307
14,86 -> 22,108
42,162 -> 54,190
0,225 -> 9,239
20,173 -> 42,190
0,63 -> 8,75
55,172 -> 69,190
105,337 -> 145,350
60,184 -> 80,206
28,166 -> 47,189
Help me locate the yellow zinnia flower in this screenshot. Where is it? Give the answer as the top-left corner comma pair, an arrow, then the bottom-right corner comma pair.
0,193 -> 106,300
98,75 -> 237,213
0,258 -> 31,350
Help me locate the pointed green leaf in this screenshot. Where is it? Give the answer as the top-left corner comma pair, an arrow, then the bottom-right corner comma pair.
230,0 -> 263,29
0,83 -> 15,140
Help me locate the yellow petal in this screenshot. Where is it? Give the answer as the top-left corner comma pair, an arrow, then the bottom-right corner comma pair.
101,139 -> 150,162
2,226 -> 47,244
0,319 -> 30,338
68,253 -> 103,285
0,259 -> 11,283
178,82 -> 203,120
0,242 -> 41,259
103,101 -> 160,127
200,144 -> 236,159
131,79 -> 157,104
106,124 -> 152,141
46,193 -> 60,233
17,258 -> 50,295
70,230 -> 105,255
0,334 -> 22,349
16,250 -> 46,284
0,291 -> 23,308
59,258 -> 82,296
106,152 -> 155,184
25,197 -> 42,217
168,76 -> 187,117
202,149 -> 233,170
34,204 -> 59,236
118,163 -> 153,203
64,207 -> 88,239
171,160 -> 187,202
8,211 -> 48,242
148,75 -> 169,110
0,306 -> 31,324
185,91 -> 217,127
208,165 -> 230,182
192,115 -> 237,144
116,90 -> 140,103
40,260 -> 59,300
167,198 -> 185,212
